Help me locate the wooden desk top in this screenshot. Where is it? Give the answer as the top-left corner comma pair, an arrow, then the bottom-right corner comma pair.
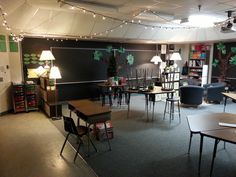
187,113 -> 236,133
68,99 -> 111,117
201,128 -> 236,144
222,92 -> 236,100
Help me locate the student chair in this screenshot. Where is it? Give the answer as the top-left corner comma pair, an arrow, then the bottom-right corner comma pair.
60,116 -> 96,161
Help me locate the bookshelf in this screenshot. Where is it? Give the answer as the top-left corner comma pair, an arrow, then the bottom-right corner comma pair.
188,44 -> 210,81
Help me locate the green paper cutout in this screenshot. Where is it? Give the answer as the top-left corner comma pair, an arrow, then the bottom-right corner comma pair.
117,47 -> 125,54
126,54 -> 134,65
230,56 -> 236,65
24,54 -> 30,57
23,58 -> 30,61
94,50 -> 103,61
106,46 -> 113,53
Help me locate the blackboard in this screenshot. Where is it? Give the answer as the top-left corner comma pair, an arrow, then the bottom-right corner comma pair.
51,47 -> 157,83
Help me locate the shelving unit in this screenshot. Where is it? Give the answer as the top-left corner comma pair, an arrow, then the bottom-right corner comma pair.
188,44 -> 210,80
25,83 -> 38,112
39,77 -> 62,118
12,82 -> 38,113
12,84 -> 26,113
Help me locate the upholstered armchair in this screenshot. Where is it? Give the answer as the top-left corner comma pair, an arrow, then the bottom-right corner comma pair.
179,85 -> 204,106
203,82 -> 226,103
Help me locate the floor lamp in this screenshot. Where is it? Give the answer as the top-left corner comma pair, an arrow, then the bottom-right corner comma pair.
49,66 -> 62,120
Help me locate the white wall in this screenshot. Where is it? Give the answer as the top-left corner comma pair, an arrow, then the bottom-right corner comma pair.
175,44 -> 190,73
0,34 -> 23,114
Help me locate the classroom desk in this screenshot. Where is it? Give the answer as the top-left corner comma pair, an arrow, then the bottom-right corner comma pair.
187,113 -> 236,176
222,92 -> 236,112
126,86 -> 175,121
200,128 -> 236,177
97,83 -> 127,106
68,99 -> 111,155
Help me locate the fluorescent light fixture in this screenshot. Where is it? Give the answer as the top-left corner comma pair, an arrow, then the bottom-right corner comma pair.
49,66 -> 62,79
188,14 -> 223,28
173,14 -> 224,28
170,52 -> 182,61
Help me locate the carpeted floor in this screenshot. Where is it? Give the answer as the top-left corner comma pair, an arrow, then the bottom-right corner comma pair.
51,95 -> 236,177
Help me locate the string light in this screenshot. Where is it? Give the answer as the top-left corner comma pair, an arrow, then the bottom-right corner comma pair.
0,0 -> 200,42
0,7 -> 24,42
59,0 -> 195,31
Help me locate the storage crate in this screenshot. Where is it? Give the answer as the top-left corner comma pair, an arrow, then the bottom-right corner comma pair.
93,121 -> 113,141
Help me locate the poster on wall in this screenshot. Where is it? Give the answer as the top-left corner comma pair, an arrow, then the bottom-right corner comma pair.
0,35 -> 7,52
9,36 -> 18,52
23,53 -> 46,79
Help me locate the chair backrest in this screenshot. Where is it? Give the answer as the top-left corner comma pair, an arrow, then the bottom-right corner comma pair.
161,72 -> 175,91
63,116 -> 78,135
179,85 -> 204,105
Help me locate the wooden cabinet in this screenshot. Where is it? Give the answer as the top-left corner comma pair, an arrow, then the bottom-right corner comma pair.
39,77 -> 62,118
188,44 -> 210,80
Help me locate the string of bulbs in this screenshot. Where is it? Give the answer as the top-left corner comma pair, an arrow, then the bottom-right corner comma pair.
0,1 -> 197,43
58,0 -> 196,38
0,7 -> 24,42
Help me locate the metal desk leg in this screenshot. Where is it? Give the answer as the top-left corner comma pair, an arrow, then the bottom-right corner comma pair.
127,92 -> 131,118
145,94 -> 149,121
86,123 -> 97,156
188,132 -> 193,154
210,139 -> 219,177
198,134 -> 204,175
104,122 -> 112,151
152,100 -> 155,121
223,96 -> 228,112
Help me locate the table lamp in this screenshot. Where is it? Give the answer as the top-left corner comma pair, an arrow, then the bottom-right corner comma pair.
49,66 -> 62,120
170,51 -> 182,69
151,55 -> 162,78
39,50 -> 55,69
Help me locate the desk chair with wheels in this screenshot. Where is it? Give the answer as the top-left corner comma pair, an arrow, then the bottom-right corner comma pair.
60,116 -> 97,161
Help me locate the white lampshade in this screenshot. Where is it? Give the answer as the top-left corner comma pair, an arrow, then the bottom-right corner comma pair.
49,66 -> 62,79
40,50 -> 55,61
150,55 -> 162,63
170,52 -> 182,61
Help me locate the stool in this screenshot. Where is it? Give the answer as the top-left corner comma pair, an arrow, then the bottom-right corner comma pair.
163,97 -> 181,123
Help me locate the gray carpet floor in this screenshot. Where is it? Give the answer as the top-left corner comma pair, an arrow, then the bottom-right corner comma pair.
51,95 -> 236,177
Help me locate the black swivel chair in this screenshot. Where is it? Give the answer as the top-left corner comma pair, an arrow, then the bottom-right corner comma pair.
60,116 -> 97,161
